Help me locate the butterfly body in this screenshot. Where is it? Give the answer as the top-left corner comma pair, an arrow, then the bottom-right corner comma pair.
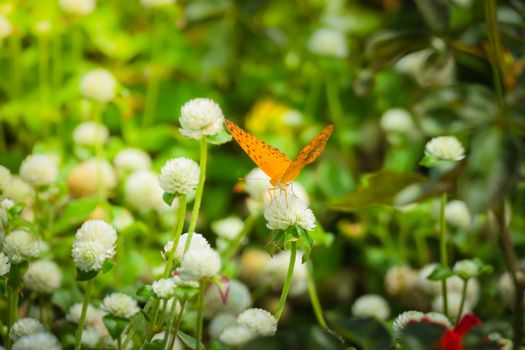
224,119 -> 334,187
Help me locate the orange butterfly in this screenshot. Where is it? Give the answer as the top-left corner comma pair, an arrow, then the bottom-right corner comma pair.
224,119 -> 334,188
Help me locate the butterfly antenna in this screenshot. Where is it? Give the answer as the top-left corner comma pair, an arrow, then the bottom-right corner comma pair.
238,177 -> 270,181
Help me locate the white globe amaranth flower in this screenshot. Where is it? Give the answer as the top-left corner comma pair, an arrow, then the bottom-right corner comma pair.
425,136 -> 465,161
112,208 -> 134,231
245,168 -> 271,202
453,259 -> 479,279
211,216 -> 244,241
392,311 -> 425,339
125,170 -> 173,214
71,240 -> 108,272
264,194 -> 316,231
3,176 -> 34,204
445,200 -> 471,230
351,294 -> 390,320
179,98 -> 224,139
152,278 -> 177,299
307,27 -> 348,58
23,260 -> 62,293
159,158 -> 200,195
219,325 -> 255,347
80,68 -> 117,103
59,0 -> 95,15
12,332 -> 61,350
163,232 -> 210,261
72,220 -> 117,272
380,108 -> 419,139
102,293 -> 140,318
81,327 -> 103,349
114,148 -> 151,175
73,122 -> 109,147
423,312 -> 451,327
237,308 -> 277,337
68,159 -> 117,198
209,313 -> 237,339
384,265 -> 418,296
3,230 -> 42,263
0,252 -> 11,276
432,291 -> 471,319
0,165 -> 11,192
67,303 -> 106,326
265,250 -> 308,297
204,280 -> 252,319
0,16 -> 13,39
179,247 -> 221,281
19,154 -> 58,187
140,0 -> 175,8
10,318 -> 45,341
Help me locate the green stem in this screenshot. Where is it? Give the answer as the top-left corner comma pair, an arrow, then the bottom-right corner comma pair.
74,278 -> 94,350
195,280 -> 206,350
117,335 -> 122,350
163,195 -> 187,277
6,282 -> 19,350
223,214 -> 257,259
306,261 -> 328,330
485,0 -> 506,120
183,137 -> 208,255
440,192 -> 448,318
142,12 -> 163,127
456,279 -> 469,322
166,301 -> 186,350
275,241 -> 297,322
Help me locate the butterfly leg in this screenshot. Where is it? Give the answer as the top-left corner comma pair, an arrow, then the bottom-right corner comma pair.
290,182 -> 298,198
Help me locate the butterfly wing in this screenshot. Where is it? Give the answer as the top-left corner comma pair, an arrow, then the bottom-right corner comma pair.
280,123 -> 334,183
225,119 -> 292,183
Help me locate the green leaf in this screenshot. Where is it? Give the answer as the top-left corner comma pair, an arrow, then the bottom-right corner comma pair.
163,192 -> 177,206
428,265 -> 454,281
329,172 -> 426,211
102,260 -> 114,274
207,127 -> 232,145
136,285 -> 155,298
103,315 -> 130,339
144,340 -> 164,350
296,226 -> 313,263
326,313 -> 392,350
366,31 -> 431,69
414,0 -> 450,34
48,196 -> 99,235
76,268 -> 99,281
178,330 -> 205,350
419,154 -> 439,168
402,322 -> 446,350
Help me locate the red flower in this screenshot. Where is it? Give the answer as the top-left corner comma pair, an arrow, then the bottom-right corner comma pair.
437,314 -> 482,350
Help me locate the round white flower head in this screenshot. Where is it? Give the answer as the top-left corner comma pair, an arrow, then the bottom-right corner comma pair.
416,263 -> 441,296
140,0 -> 175,8
432,291 -> 471,319
3,230 -> 42,263
102,293 -> 140,318
446,275 -> 480,306
163,232 -> 210,261
19,154 -> 58,187
23,260 -> 62,293
425,136 -> 465,161
204,280 -> 252,318
59,0 -> 95,15
384,265 -> 418,296
0,252 -> 11,276
81,327 -> 103,349
68,159 -> 117,198
445,200 -> 471,230
73,122 -> 109,147
152,278 -> 177,299
71,241 -> 108,272
159,158 -> 200,195
211,216 -> 244,240
265,250 -> 308,297
179,247 -> 221,281
80,68 -> 117,103
12,332 -> 61,350
264,194 -> 316,231
114,148 -> 151,175
0,16 -> 13,39
10,318 -> 45,341
380,108 -> 419,139
112,208 -> 134,231
125,170 -> 172,214
219,325 -> 255,347
3,176 -> 34,204
72,220 -> 117,272
423,312 -> 451,327
453,259 -> 478,279
392,311 -> 425,339
209,313 -> 237,339
67,303 -> 105,326
0,165 -> 11,192
237,308 -> 277,337
308,28 -> 348,58
179,98 -> 224,139
351,294 -> 391,320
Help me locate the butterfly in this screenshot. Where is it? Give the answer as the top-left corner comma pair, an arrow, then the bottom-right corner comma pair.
224,119 -> 334,189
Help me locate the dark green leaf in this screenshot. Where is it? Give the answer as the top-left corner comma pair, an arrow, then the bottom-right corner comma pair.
327,313 -> 392,350
144,340 -> 164,350
76,268 -> 99,281
163,192 -> 177,206
428,265 -> 454,281
366,31 -> 431,69
102,260 -> 114,274
419,154 -> 438,168
402,322 -> 446,350
103,315 -> 130,339
178,330 -> 205,350
136,285 -> 155,298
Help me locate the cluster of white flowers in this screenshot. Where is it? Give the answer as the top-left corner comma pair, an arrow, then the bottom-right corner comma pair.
10,318 -> 45,341
265,250 -> 308,297
59,0 -> 95,16
179,98 -> 224,139
125,170 -> 174,213
12,332 -> 62,350
140,0 -> 175,8
19,154 -> 58,187
205,280 -> 252,319
114,148 -> 151,175
218,308 -> 276,346
159,158 -> 200,196
23,260 -> 62,293
3,230 -> 43,263
71,220 -> 117,272
0,252 -> 11,276
80,68 -> 117,103
163,232 -> 210,261
0,16 -> 13,39
264,194 -> 316,231
73,122 -> 109,147
351,294 -> 391,320
67,159 -> 117,197
307,28 -> 348,58
102,293 -> 140,318
425,136 -> 465,161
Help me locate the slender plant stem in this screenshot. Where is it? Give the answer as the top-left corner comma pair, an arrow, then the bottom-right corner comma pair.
75,278 -> 94,350
485,0 -> 506,119
163,195 -> 187,277
183,137 -> 207,255
6,281 -> 19,350
142,12 -> 162,127
439,192 -> 449,317
275,241 -> 297,322
117,335 -> 122,350
456,279 -> 469,321
166,301 -> 186,350
223,214 -> 257,259
306,261 -> 328,330
195,280 -> 206,350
